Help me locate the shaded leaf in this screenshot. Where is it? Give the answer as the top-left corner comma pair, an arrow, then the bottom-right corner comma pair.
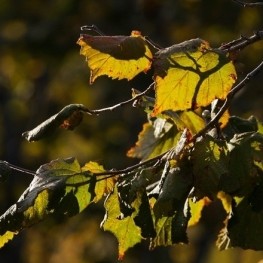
221,132 -> 263,196
153,38 -> 236,114
153,164 -> 193,218
77,31 -> 153,83
133,190 -> 156,238
192,135 -> 229,198
23,104 -> 87,142
102,186 -> 142,260
217,176 -> 263,250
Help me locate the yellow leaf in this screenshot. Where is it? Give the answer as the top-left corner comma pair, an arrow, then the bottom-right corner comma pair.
82,161 -> 116,202
127,122 -> 181,160
0,231 -> 17,249
217,191 -> 232,214
188,197 -> 211,227
153,38 -> 236,115
77,31 -> 153,83
23,189 -> 49,222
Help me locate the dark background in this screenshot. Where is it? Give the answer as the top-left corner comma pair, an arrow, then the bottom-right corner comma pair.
0,0 -> 263,262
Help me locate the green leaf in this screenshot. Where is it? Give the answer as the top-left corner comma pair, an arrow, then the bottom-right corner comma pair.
0,157 -> 98,248
77,31 -> 153,83
127,119 -> 182,160
151,201 -> 190,248
153,38 -> 236,114
82,161 -> 116,203
102,186 -> 142,260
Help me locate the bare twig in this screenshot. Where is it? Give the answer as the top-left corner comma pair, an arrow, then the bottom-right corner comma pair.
80,24 -> 105,35
220,30 -> 263,52
232,0 -> 263,7
85,82 -> 155,115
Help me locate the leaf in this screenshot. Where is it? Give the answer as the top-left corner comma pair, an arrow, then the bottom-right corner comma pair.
22,104 -> 87,142
151,200 -> 190,248
164,110 -> 206,135
127,120 -> 182,160
153,38 -> 236,114
221,132 -> 263,196
77,31 -> 153,83
188,197 -> 211,227
153,164 -> 193,218
192,135 -> 229,198
0,157 -> 96,248
217,177 -> 263,250
82,161 -> 116,202
102,186 -> 142,260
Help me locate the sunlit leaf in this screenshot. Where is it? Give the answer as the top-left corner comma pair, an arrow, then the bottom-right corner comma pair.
153,38 -> 236,114
217,191 -> 232,214
102,186 -> 142,260
127,120 -> 182,160
0,231 -> 17,248
82,161 -> 116,202
188,197 -> 211,227
77,31 -> 153,83
164,110 -> 206,135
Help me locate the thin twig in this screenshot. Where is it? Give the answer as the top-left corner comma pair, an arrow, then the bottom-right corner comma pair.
80,25 -> 105,35
232,0 -> 263,7
82,82 -> 155,115
192,59 -> 263,141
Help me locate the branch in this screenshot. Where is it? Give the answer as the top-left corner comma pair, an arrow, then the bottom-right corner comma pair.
192,59 -> 263,141
232,0 -> 263,7
220,30 -> 263,52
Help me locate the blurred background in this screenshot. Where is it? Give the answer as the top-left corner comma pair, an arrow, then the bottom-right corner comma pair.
0,0 -> 263,262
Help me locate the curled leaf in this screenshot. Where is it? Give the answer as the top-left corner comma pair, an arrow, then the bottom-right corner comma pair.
22,104 -> 87,141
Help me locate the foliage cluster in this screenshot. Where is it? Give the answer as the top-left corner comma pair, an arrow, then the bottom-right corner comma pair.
1,1 -> 263,260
